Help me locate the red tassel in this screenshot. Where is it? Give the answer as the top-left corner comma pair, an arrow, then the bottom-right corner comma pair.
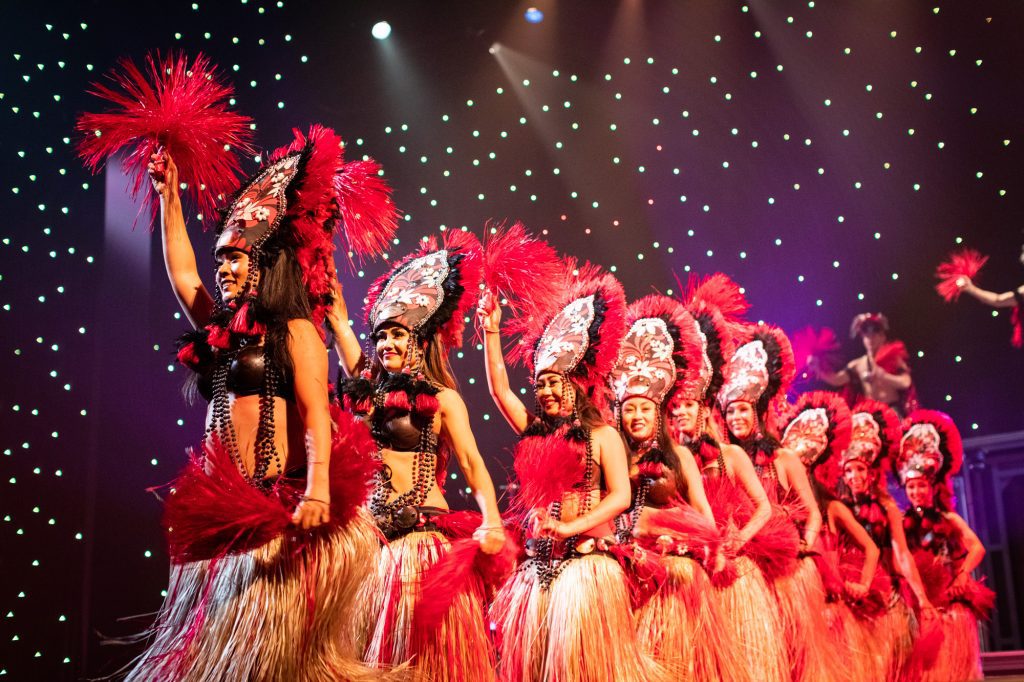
75,52 -> 253,227
227,301 -> 265,336
205,324 -> 231,350
383,390 -> 411,412
935,248 -> 989,302
413,392 -> 440,417
176,341 -> 200,368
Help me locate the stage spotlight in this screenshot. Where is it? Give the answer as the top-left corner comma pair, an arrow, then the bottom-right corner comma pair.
372,21 -> 392,40
524,7 -> 544,23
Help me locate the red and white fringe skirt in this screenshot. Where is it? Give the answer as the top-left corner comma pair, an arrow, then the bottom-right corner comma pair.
491,553 -> 669,682
360,529 -> 496,681
127,511 -> 380,681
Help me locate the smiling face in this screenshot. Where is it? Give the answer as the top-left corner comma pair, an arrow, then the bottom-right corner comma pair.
843,459 -> 872,495
374,323 -> 411,372
621,396 -> 657,442
668,394 -> 702,438
215,248 -> 252,304
905,477 -> 934,507
725,400 -> 757,440
535,372 -> 570,417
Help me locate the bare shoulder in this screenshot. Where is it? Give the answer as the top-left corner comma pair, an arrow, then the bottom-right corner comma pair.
436,386 -> 465,409
287,318 -> 321,342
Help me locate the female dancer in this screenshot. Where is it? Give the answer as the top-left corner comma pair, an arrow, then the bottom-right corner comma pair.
899,410 -> 993,681
718,325 -> 837,682
479,263 -> 666,681
666,287 -> 782,682
133,126 -> 390,680
833,400 -> 936,679
610,294 -> 746,682
780,392 -> 885,682
330,232 -> 506,680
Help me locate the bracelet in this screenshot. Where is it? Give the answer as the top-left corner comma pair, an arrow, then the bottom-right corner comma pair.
300,495 -> 330,506
477,524 -> 505,531
482,328 -> 500,334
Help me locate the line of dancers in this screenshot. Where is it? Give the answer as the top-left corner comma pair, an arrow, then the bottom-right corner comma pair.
76,54 -> 995,681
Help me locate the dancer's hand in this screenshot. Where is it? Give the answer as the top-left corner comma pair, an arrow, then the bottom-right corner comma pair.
326,275 -> 349,337
949,570 -> 970,598
473,525 -> 507,555
844,580 -> 868,600
955,276 -> 974,292
292,492 -> 331,529
147,149 -> 179,200
476,288 -> 502,333
538,517 -> 573,540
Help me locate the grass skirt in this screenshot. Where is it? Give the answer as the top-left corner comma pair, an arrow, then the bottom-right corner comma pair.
711,556 -> 789,682
773,556 -> 848,682
635,554 -> 749,682
360,529 -> 495,681
491,553 -> 669,682
922,603 -> 982,682
126,511 -> 380,681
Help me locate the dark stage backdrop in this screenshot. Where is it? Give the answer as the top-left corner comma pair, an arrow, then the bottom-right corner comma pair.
1,0 -> 1022,677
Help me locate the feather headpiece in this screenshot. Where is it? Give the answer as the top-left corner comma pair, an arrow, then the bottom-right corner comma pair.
780,391 -> 852,488
897,410 -> 963,487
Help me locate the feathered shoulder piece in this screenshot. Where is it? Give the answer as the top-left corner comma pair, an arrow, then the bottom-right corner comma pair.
780,391 -> 852,489
610,294 -> 703,408
507,260 -> 627,402
364,229 -> 483,349
898,409 -> 963,486
76,51 -> 254,226
846,399 -> 902,471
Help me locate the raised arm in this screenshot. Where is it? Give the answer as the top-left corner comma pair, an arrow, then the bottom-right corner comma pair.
778,448 -> 822,547
548,425 -> 632,538
958,278 -> 1022,309
325,276 -> 366,377
673,442 -> 715,525
883,499 -> 935,610
148,151 -> 214,328
437,389 -> 505,554
827,500 -> 880,599
287,318 -> 333,529
723,444 -> 772,549
810,356 -> 852,388
477,290 -> 531,434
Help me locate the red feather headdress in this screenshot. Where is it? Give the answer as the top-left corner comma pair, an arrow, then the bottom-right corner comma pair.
505,260 -> 627,407
935,248 -> 989,303
718,323 -> 795,433
897,409 -> 963,488
846,399 -> 902,473
610,295 -> 704,410
364,229 -> 483,350
681,272 -> 750,329
780,391 -> 852,491
76,51 -> 254,226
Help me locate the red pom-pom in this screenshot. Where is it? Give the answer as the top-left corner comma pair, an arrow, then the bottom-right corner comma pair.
176,341 -> 200,368
205,324 -> 231,350
481,221 -> 563,323
935,248 -> 989,302
76,52 -> 254,227
413,392 -> 440,417
790,325 -> 840,381
383,390 -> 411,412
511,432 -> 586,514
227,301 -> 264,336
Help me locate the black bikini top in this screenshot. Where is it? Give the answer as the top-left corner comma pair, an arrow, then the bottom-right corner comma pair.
198,345 -> 294,402
374,410 -> 435,452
